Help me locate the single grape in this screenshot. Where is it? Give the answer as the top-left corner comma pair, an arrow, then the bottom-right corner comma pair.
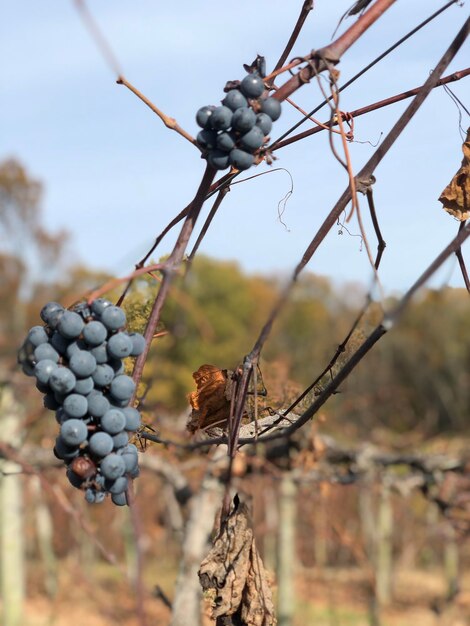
90,342 -> 108,364
100,453 -> 126,480
34,359 -> 58,385
128,465 -> 140,479
196,129 -> 218,151
89,432 -> 114,456
240,74 -> 265,98
65,340 -> 85,360
69,350 -> 97,378
110,375 -> 135,402
216,131 -> 236,152
43,393 -> 60,410
60,419 -> 88,446
107,333 -> 133,359
196,105 -> 215,130
210,106 -> 233,131
21,362 -> 35,377
127,332 -> 145,357
122,407 -> 141,431
36,380 -> 50,394
207,150 -> 231,170
260,96 -> 282,121
101,306 -> 126,332
74,376 -> 94,395
112,431 -> 129,449
54,436 -> 80,461
222,89 -> 248,111
57,311 -> 85,339
50,331 -> 71,355
83,320 -> 107,346
231,107 -> 256,133
40,302 -> 64,325
105,476 -> 128,495
27,326 -> 49,347
239,126 -> 265,153
101,408 -> 126,435
90,298 -> 113,317
109,358 -> 125,375
111,492 -> 128,506
87,392 -> 110,418
49,367 -> 76,395
256,112 -> 273,135
229,149 -> 254,171
34,343 -> 60,363
121,450 -> 139,473
92,364 -> 115,388
55,407 -> 68,424
63,393 -> 88,418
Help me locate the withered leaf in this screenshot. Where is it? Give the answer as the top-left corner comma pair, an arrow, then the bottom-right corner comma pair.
199,498 -> 276,626
187,364 -> 233,433
438,127 -> 470,220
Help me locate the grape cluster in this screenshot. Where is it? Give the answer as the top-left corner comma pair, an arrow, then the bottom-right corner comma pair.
196,71 -> 281,172
18,299 -> 146,506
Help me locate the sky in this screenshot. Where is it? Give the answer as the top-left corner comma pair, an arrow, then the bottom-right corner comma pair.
2,1 -> 469,296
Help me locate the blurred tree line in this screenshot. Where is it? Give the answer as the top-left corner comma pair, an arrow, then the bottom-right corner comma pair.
2,156 -> 470,444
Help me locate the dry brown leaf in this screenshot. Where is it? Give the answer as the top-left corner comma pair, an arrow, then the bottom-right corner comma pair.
187,364 -> 233,433
438,127 -> 470,220
199,497 -> 276,626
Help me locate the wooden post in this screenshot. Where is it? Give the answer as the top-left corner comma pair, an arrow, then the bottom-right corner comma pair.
277,474 -> 297,626
0,386 -> 25,626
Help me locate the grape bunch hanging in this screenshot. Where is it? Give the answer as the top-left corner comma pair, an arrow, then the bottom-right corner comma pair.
196,71 -> 281,171
18,299 -> 145,506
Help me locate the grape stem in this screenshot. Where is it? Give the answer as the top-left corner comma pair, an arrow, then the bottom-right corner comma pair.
117,76 -> 198,147
130,165 -> 217,398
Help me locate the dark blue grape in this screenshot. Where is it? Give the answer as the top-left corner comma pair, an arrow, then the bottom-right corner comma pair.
90,298 -> 113,317
121,450 -> 139,473
122,407 -> 141,431
112,431 -> 129,449
109,358 -> 125,375
101,408 -> 126,435
90,343 -> 108,364
197,129 -> 218,151
110,375 -> 135,402
208,150 -> 231,170
239,126 -> 265,153
89,431 -> 114,456
36,380 -> 50,393
240,74 -> 265,98
74,376 -> 94,395
69,351 -> 97,378
101,306 -> 126,332
196,105 -> 215,130
34,343 -> 60,363
60,419 -> 88,446
44,393 -> 60,410
100,453 -> 126,479
27,326 -> 49,347
50,331 -> 71,355
210,106 -> 233,131
49,367 -> 76,394
261,97 -> 282,121
128,465 -> 140,479
231,107 -> 256,133
34,359 -> 58,385
216,132 -> 236,152
92,364 -> 115,388
87,392 -> 110,418
222,89 -> 248,111
54,435 -> 79,460
128,333 -> 145,357
107,333 -> 133,359
105,476 -> 128,495
229,149 -> 254,171
111,492 -> 128,506
55,407 -> 68,424
57,311 -> 84,339
63,393 -> 88,418
83,320 -> 107,346
40,302 -> 64,325
256,112 -> 273,135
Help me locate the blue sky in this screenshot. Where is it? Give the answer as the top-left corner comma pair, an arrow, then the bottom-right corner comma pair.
2,1 -> 469,295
